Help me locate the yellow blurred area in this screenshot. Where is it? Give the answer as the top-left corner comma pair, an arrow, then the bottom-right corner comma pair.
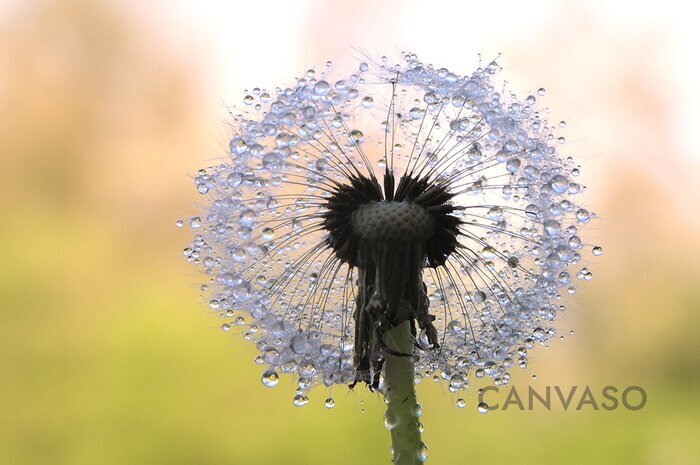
1,1 -> 699,464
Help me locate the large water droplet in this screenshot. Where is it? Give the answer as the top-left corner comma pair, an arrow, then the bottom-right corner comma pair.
262,227 -> 276,241
416,442 -> 429,462
477,402 -> 490,414
314,80 -> 330,96
384,410 -> 398,430
261,370 -> 279,388
550,175 -> 569,194
412,404 -> 423,417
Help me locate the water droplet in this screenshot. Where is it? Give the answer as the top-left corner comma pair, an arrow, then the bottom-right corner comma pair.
592,245 -> 603,256
262,227 -> 276,241
537,87 -> 546,96
175,219 -> 184,228
293,394 -> 309,407
361,96 -> 374,108
550,174 -> 569,194
221,323 -> 230,332
416,442 -> 429,462
262,152 -> 282,171
409,107 -> 423,120
544,219 -> 561,236
384,410 -> 398,430
412,404 -> 423,417
227,172 -> 243,188
325,397 -> 335,409
456,398 -> 466,408
261,370 -> 279,388
505,158 -> 521,174
314,80 -> 330,96
350,129 -> 364,143
243,95 -> 254,105
477,402 -> 489,414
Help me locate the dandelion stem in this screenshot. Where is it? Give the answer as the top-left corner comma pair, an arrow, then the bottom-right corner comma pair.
383,320 -> 425,464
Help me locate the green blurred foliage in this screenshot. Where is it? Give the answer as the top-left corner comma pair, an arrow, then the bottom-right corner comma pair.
1,1 -> 699,464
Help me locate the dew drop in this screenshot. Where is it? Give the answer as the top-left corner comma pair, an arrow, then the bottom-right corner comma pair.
592,245 -> 603,256
409,107 -> 423,120
506,158 -> 521,173
227,172 -> 243,188
293,394 -> 309,407
416,442 -> 429,462
477,402 -> 489,414
262,227 -> 276,241
550,174 -> 569,194
384,410 -> 398,430
325,397 -> 336,409
175,219 -> 184,228
261,370 -> 279,388
456,398 -> 466,408
314,80 -> 331,96
361,96 -> 374,108
412,404 -> 423,417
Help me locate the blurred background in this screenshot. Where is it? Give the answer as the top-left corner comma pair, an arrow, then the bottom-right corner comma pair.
1,0 -> 699,464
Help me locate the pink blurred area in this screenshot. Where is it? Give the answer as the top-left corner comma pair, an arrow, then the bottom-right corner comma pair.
1,1 -> 699,464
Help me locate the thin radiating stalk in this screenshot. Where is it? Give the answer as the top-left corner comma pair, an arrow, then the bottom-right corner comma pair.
383,321 -> 427,464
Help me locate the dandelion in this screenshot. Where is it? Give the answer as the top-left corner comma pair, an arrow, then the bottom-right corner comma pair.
183,53 -> 596,464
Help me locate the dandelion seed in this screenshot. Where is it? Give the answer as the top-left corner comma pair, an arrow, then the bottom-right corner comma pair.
184,52 -> 594,464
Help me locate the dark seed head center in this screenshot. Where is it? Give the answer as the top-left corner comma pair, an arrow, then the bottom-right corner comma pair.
352,201 -> 434,243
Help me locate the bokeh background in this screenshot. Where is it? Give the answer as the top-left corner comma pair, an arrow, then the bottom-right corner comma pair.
2,0 -> 699,464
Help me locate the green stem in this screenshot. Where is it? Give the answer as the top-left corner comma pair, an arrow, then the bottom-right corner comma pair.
383,321 -> 427,464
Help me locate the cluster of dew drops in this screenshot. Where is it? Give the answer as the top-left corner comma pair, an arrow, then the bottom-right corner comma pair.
177,53 -> 602,414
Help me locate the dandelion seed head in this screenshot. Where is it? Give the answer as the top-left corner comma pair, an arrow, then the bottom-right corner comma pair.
183,52 -> 596,401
